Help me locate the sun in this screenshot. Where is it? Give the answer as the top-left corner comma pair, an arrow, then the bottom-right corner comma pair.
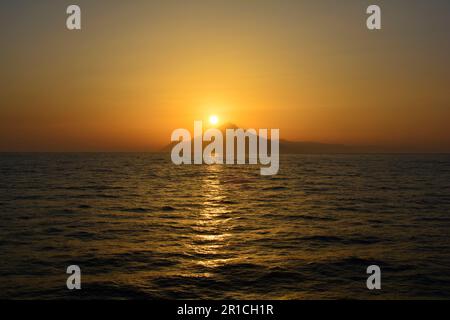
209,115 -> 219,125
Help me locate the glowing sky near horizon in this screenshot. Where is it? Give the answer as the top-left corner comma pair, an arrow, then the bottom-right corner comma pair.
0,0 -> 449,151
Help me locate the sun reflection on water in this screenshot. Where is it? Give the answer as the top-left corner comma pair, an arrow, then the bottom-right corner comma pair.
188,164 -> 236,269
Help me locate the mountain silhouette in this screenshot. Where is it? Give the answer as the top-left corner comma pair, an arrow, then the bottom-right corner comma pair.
162,123 -> 380,154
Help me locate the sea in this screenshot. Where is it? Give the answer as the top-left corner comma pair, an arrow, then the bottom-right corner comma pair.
1,153 -> 450,299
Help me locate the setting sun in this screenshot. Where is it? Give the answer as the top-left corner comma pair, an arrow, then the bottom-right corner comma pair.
209,115 -> 219,126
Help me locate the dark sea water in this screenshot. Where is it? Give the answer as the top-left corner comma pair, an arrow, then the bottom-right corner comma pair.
1,153 -> 450,299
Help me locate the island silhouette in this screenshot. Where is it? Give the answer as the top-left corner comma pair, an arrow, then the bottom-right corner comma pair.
163,122 -> 384,154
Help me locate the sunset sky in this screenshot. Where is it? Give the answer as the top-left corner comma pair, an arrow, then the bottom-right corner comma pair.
1,0 -> 449,152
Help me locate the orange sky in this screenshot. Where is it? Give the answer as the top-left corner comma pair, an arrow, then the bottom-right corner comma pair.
1,0 -> 449,152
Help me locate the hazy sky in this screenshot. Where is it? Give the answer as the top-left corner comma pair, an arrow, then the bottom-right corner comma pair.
1,0 -> 449,151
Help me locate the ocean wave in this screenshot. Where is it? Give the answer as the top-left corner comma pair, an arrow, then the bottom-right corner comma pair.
161,206 -> 176,211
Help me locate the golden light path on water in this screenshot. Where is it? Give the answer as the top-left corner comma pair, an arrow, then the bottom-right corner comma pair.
190,164 -> 236,271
